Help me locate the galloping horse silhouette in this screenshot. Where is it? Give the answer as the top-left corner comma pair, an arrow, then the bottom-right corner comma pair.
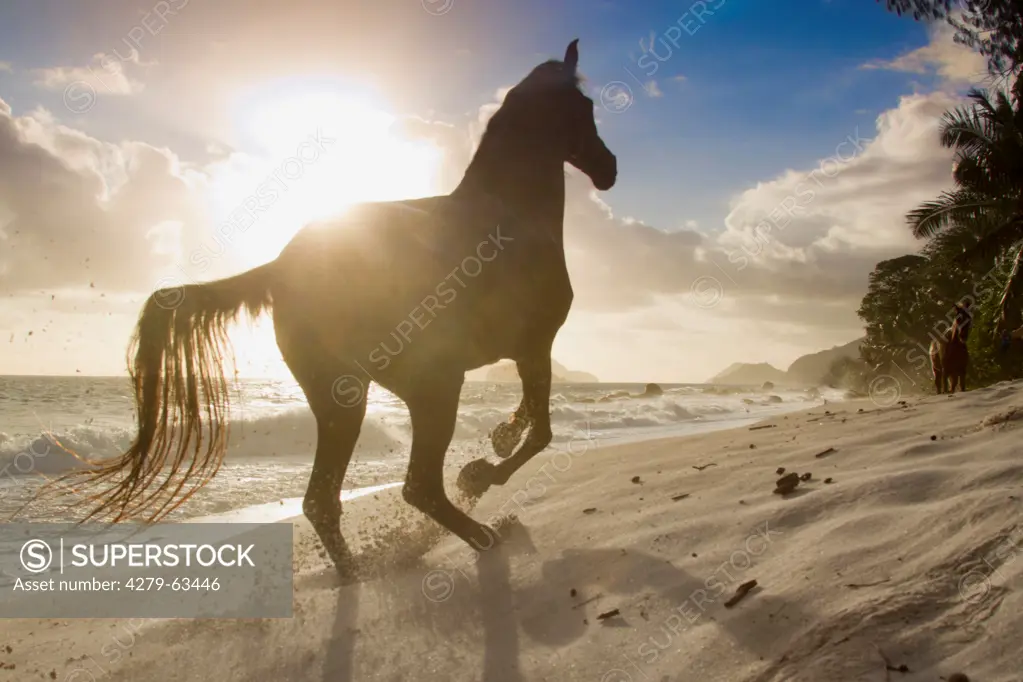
52,40 -> 617,579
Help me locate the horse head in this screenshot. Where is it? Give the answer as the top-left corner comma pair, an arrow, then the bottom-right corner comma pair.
479,40 -> 617,192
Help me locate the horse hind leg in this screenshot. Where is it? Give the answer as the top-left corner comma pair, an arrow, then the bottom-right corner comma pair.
299,374 -> 367,580
402,372 -> 497,551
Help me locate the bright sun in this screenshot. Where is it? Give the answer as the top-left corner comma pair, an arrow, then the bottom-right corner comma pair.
210,85 -> 444,268
205,84 -> 446,379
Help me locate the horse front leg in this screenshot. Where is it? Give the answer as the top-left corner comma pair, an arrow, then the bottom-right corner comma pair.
457,352 -> 553,499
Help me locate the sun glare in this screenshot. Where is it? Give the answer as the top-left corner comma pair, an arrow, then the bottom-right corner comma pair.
205,84 -> 445,377
210,85 -> 444,268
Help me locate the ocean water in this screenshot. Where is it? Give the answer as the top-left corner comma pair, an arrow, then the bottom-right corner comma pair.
0,376 -> 843,522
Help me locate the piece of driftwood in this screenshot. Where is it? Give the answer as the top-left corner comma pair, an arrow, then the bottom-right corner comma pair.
723,579 -> 757,608
813,447 -> 837,459
844,578 -> 891,589
572,593 -> 603,610
671,493 -> 690,501
692,463 -> 717,471
749,424 -> 776,431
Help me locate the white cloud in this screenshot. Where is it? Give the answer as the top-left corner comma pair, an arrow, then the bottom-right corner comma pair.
644,80 -> 663,97
33,51 -> 150,96
0,97 -> 204,294
860,21 -> 988,86
0,62 -> 12,74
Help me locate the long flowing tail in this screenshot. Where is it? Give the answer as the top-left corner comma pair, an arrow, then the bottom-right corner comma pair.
50,263 -> 276,523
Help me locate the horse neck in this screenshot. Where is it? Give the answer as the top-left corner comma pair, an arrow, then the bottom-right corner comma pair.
453,135 -> 567,245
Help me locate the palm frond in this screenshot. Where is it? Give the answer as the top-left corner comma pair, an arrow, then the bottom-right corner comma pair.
968,213 -> 1023,259
942,108 -> 998,155
906,191 -> 1001,239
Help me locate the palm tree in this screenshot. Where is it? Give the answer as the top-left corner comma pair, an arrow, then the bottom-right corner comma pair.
905,87 -> 1023,331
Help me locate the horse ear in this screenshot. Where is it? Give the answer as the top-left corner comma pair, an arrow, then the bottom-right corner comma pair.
564,39 -> 579,71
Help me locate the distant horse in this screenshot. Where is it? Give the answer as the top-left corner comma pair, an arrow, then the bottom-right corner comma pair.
46,40 -> 616,579
930,320 -> 968,394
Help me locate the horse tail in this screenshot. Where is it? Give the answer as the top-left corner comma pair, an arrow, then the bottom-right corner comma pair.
53,263 -> 276,523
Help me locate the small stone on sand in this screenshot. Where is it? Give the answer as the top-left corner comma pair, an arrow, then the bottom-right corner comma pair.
774,472 -> 800,495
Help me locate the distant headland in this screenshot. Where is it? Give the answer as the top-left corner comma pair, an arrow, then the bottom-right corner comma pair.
466,359 -> 599,384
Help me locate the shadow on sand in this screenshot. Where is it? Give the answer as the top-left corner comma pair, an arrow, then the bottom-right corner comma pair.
313,522 -> 810,681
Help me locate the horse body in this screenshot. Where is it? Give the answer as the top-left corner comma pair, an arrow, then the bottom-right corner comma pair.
272,195 -> 559,376
53,40 -> 617,580
931,321 -> 969,394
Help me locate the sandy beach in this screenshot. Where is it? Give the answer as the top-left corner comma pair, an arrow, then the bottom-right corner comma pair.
3,382 -> 1022,682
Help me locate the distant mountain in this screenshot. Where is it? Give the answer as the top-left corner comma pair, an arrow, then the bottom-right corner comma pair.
706,337 -> 864,387
466,359 -> 599,383
784,338 -> 863,386
706,362 -> 788,386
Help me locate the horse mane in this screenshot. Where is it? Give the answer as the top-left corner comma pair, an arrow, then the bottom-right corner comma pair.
464,58 -> 584,181
482,60 -> 583,134
521,60 -> 584,90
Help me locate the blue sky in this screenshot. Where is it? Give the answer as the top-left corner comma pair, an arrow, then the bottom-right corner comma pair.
0,0 -> 939,231
0,0 -> 990,379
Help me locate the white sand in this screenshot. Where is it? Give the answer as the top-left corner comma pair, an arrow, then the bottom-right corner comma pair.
4,382 -> 1023,681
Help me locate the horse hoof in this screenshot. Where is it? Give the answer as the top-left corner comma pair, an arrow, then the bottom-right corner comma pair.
490,421 -> 523,459
457,458 -> 496,498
